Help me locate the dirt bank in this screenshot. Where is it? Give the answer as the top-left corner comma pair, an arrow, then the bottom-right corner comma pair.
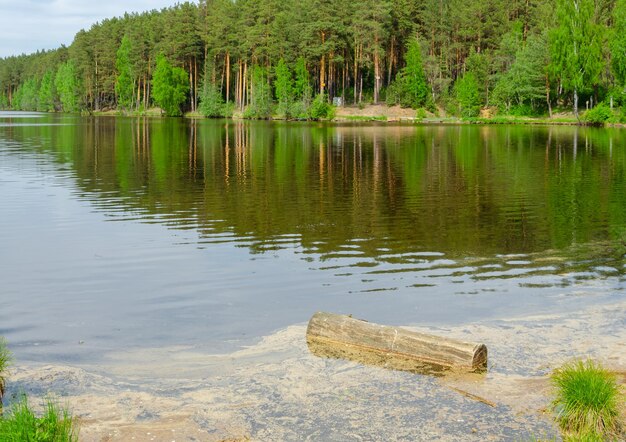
334,104 -> 421,121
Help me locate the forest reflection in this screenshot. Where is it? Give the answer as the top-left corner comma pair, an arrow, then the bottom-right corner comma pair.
4,116 -> 626,274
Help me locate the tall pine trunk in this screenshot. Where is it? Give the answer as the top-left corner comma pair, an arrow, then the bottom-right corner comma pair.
226,52 -> 230,102
320,32 -> 326,95
374,35 -> 381,104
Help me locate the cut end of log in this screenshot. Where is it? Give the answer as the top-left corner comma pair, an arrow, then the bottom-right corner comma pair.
306,312 -> 488,374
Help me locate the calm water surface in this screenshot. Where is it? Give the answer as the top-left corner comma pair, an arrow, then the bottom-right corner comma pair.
1,112 -> 625,363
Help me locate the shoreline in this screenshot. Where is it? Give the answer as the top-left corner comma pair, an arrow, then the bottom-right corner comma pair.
73,106 -> 622,127
5,106 -> 625,128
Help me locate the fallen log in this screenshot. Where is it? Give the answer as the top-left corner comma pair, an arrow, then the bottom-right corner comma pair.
306,312 -> 487,373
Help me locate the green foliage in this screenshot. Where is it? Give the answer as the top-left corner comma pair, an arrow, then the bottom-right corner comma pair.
54,61 -> 81,113
244,66 -> 272,119
38,71 -> 56,112
13,78 -> 39,111
612,0 -> 626,87
415,108 -> 427,121
115,35 -> 135,110
0,396 -> 79,441
552,360 -> 622,440
0,94 -> 8,110
492,34 -> 549,113
274,58 -> 294,118
465,50 -> 490,106
293,57 -> 312,103
0,0 -> 622,116
582,103 -> 614,126
508,104 -> 538,117
0,337 -> 11,403
550,0 -> 604,113
199,82 -> 232,118
151,54 -> 189,116
286,57 -> 314,119
386,38 -> 429,109
455,72 -> 481,118
309,93 -> 334,120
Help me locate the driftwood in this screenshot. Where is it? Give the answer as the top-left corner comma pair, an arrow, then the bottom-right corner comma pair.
306,312 -> 487,373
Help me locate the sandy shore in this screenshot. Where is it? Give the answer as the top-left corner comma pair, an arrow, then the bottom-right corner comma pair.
5,299 -> 626,441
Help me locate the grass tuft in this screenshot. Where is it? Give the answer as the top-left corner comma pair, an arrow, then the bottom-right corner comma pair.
0,395 -> 79,441
0,337 -> 11,403
552,360 -> 622,440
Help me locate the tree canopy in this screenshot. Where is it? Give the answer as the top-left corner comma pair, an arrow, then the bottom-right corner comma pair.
0,0 -> 625,117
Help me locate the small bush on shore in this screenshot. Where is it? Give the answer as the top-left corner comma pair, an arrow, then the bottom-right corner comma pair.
582,103 -> 614,126
552,360 -> 622,440
309,93 -> 335,120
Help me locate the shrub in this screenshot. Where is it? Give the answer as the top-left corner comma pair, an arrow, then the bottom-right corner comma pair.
0,337 -> 10,403
0,396 -> 79,441
552,360 -> 622,440
385,79 -> 404,106
509,104 -> 537,117
289,100 -> 309,120
309,93 -> 334,120
244,66 -> 272,119
582,103 -> 614,126
415,108 -> 427,121
199,83 -> 232,118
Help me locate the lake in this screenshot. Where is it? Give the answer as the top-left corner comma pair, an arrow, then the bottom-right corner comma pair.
1,112 -> 625,439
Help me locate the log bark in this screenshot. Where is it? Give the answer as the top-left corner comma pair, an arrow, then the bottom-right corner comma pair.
307,312 -> 487,373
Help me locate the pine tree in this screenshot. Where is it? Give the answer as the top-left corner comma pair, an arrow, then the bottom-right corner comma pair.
115,35 -> 135,110
455,72 -> 481,117
55,61 -> 81,112
151,54 -> 189,116
244,65 -> 272,119
274,58 -> 294,117
38,70 -> 56,112
401,38 -> 429,108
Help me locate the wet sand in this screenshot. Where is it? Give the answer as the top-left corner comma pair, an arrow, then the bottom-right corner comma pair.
6,299 -> 626,441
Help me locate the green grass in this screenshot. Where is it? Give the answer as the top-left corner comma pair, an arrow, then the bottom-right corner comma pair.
0,396 -> 78,441
552,360 -> 622,440
0,337 -> 11,403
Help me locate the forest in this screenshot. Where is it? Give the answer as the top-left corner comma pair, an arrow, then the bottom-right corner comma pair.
1,0 -> 626,120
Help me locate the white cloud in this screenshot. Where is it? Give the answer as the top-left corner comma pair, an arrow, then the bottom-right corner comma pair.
0,0 -> 186,57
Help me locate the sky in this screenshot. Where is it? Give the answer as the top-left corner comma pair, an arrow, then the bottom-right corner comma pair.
0,0 -> 186,58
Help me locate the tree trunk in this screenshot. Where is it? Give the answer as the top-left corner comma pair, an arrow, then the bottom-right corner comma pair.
95,57 -> 100,111
574,87 -> 579,120
189,60 -> 194,112
342,57 -> 346,104
136,78 -> 141,111
193,57 -> 198,110
387,36 -> 395,86
226,52 -> 231,102
359,75 -> 363,104
374,35 -> 381,104
328,53 -> 334,99
353,42 -> 359,105
546,74 -> 552,118
243,61 -> 248,108
143,75 -> 147,108
320,31 -> 326,95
